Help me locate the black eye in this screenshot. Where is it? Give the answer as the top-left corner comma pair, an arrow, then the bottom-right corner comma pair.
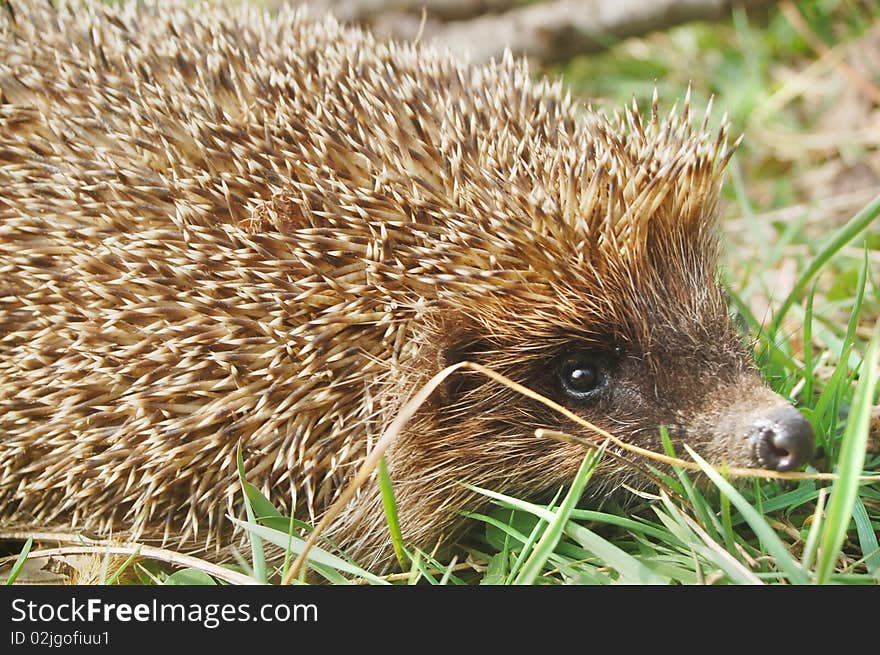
558,353 -> 604,400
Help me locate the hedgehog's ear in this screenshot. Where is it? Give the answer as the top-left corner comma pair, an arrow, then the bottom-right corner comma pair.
445,338 -> 489,366
443,338 -> 486,398
417,309 -> 490,401
441,337 -> 491,400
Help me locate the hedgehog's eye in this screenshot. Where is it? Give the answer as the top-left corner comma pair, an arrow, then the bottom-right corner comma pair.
557,353 -> 605,400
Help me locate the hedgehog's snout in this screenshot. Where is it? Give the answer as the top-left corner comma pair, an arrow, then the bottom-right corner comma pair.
749,406 -> 814,471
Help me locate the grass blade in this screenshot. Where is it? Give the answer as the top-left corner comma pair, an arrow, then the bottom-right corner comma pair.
438,556 -> 458,585
377,456 -> 408,571
567,509 -> 672,542
104,547 -> 142,586
816,326 -> 879,583
802,283 -> 816,401
236,443 -> 266,583
800,488 -> 827,571
506,489 -> 562,583
769,191 -> 880,334
4,538 -> 33,585
513,448 -> 602,584
562,522 -> 668,584
229,517 -> 390,585
852,497 -> 880,576
660,427 -> 724,539
165,569 -> 218,585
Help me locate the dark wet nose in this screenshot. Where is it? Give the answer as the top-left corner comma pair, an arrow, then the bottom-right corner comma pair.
750,406 -> 814,471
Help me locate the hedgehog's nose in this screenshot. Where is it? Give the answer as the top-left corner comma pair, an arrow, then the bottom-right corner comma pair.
750,406 -> 815,471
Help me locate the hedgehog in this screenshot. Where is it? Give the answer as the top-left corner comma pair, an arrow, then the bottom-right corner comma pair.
0,0 -> 815,574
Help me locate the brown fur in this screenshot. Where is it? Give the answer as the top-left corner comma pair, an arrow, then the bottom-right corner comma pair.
1,0 -> 801,572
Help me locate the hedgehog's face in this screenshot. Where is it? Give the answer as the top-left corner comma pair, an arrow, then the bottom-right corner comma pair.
394,277 -> 814,509
536,329 -> 815,478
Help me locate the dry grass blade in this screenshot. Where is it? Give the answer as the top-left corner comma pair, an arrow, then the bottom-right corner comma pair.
0,543 -> 259,586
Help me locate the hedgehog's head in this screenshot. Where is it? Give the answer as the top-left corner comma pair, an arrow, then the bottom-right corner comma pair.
367,97 -> 814,562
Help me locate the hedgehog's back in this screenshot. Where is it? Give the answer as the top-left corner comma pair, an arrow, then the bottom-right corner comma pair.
3,0 -> 364,229
0,0 -> 446,548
